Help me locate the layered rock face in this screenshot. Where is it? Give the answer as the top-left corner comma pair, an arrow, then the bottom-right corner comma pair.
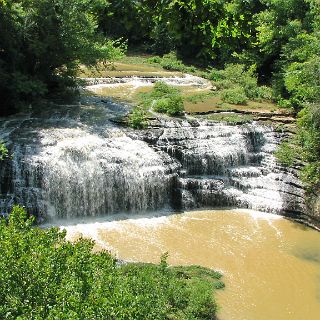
0,103 -> 306,220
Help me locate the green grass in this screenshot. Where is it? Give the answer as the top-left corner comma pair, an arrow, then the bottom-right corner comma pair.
184,92 -> 218,104
207,113 -> 254,123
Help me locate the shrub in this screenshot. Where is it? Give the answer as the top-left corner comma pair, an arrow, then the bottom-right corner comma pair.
255,86 -> 274,101
160,52 -> 187,72
140,81 -> 184,116
0,206 -> 222,319
153,81 -> 179,96
208,64 -> 273,102
0,142 -> 8,160
164,95 -> 184,116
153,95 -> 184,116
153,98 -> 170,113
275,141 -> 296,166
128,107 -> 147,129
147,56 -> 162,64
277,98 -> 293,109
221,87 -> 247,105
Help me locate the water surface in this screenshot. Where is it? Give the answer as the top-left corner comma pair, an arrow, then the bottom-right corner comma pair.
62,209 -> 320,320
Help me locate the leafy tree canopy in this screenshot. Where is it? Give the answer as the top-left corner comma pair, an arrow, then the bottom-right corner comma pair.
0,0 -> 124,116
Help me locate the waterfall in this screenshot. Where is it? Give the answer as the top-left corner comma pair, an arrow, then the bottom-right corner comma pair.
0,101 -> 305,220
137,119 -> 305,214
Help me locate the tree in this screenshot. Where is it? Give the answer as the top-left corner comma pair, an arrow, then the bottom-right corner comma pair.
148,0 -> 261,64
253,0 -> 314,80
0,0 -> 123,116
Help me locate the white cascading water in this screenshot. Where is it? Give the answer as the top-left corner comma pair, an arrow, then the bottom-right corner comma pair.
84,74 -> 212,88
0,78 -> 305,221
139,119 -> 304,214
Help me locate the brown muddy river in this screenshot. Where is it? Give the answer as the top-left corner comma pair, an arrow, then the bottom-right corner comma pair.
61,209 -> 320,320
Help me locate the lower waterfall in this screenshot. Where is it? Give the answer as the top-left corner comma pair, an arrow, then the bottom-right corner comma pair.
0,101 -> 305,220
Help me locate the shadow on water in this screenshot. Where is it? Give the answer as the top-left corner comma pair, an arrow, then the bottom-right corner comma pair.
293,247 -> 320,264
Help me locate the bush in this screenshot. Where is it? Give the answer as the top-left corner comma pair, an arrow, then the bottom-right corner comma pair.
0,206 -> 222,319
165,95 -> 184,116
221,87 -> 247,105
277,98 -> 293,109
147,53 -> 197,74
160,52 -> 187,72
275,141 -> 296,166
153,95 -> 184,116
255,86 -> 274,101
147,56 -> 162,64
153,81 -> 179,96
128,107 -> 147,129
153,98 -> 170,113
140,81 -> 184,116
208,64 -> 273,103
0,142 -> 8,160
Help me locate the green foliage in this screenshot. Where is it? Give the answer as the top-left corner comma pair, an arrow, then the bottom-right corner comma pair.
0,0 -> 125,115
184,92 -> 217,104
297,104 -> 320,186
153,81 -> 180,97
141,81 -> 184,116
153,0 -> 260,63
154,95 -> 184,116
97,0 -> 153,47
221,87 -> 247,105
255,86 -> 274,101
0,206 -> 222,320
207,113 -> 254,124
153,98 -> 172,113
128,107 -> 147,129
149,23 -> 176,55
170,265 -> 222,282
98,0 -> 259,63
0,142 -> 9,160
284,56 -> 320,107
275,141 -> 297,166
160,52 -> 189,72
276,103 -> 320,187
147,52 -> 196,73
208,63 -> 273,104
